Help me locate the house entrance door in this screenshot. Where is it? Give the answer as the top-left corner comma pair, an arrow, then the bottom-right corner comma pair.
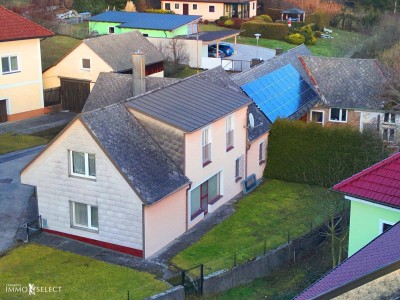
0,100 -> 7,123
183,4 -> 189,15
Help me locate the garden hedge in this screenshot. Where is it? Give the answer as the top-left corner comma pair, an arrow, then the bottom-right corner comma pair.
265,119 -> 388,187
241,21 -> 289,40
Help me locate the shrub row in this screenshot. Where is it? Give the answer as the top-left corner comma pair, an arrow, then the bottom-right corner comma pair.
216,17 -> 248,29
265,119 -> 388,187
241,21 -> 289,40
145,8 -> 174,14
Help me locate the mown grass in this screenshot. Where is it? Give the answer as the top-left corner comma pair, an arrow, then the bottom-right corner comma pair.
0,125 -> 66,155
0,244 -> 169,300
41,35 -> 81,71
171,179 -> 343,273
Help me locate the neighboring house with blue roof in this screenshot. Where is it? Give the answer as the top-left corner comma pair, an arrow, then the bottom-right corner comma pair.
21,67 -> 269,259
295,221 -> 400,299
89,11 -> 201,38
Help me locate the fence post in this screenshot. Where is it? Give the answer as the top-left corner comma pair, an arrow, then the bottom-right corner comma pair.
181,270 -> 185,286
200,264 -> 204,296
263,240 -> 267,255
26,224 -> 29,243
233,252 -> 237,267
288,230 -> 290,244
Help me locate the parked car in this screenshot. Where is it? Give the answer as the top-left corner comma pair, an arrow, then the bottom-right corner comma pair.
208,48 -> 226,58
208,43 -> 234,57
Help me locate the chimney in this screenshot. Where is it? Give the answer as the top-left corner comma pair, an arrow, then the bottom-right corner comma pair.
132,51 -> 146,97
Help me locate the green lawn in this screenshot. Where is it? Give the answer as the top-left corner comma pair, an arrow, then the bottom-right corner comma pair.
0,125 -> 66,155
171,65 -> 202,78
199,23 -> 229,32
41,35 -> 81,71
171,179 -> 343,273
0,244 -> 169,300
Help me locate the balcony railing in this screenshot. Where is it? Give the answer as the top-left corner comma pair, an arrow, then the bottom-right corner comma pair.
226,130 -> 234,151
202,143 -> 211,166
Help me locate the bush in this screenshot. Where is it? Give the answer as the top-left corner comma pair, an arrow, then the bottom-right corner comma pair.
144,9 -> 175,14
314,30 -> 322,38
219,16 -> 229,22
259,14 -> 273,23
286,33 -> 305,45
306,12 -> 330,31
252,16 -> 264,22
241,21 -> 289,40
297,25 -> 317,45
204,19 -> 209,24
224,19 -> 235,27
265,119 -> 388,187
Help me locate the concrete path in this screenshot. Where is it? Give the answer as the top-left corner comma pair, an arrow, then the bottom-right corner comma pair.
0,111 -> 76,135
0,147 -> 43,253
228,43 -> 276,61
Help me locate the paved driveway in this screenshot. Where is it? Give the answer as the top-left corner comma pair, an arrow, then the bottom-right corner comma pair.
0,147 -> 43,253
228,43 -> 276,61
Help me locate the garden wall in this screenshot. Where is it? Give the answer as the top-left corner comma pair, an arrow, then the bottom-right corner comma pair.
146,286 -> 185,300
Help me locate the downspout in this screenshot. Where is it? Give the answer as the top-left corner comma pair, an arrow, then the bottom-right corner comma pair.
142,204 -> 146,259
185,183 -> 192,231
245,106 -> 249,178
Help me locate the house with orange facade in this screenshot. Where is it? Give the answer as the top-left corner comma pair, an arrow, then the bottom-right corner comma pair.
161,0 -> 257,21
21,63 -> 269,258
0,6 -> 53,122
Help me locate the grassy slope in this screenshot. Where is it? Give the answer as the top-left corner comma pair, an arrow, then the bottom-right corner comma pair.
0,244 -> 168,300
0,125 -> 65,155
41,35 -> 81,71
172,179 -> 342,272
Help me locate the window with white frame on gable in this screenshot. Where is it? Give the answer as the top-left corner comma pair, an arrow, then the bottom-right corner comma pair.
193,4 -> 197,10
202,127 -> 211,166
165,2 -> 171,10
70,201 -> 98,231
70,150 -> 96,179
235,155 -> 244,182
81,58 -> 91,70
384,112 -> 396,124
226,115 -> 234,151
383,128 -> 395,142
190,173 -> 221,220
1,55 -> 19,74
209,5 -> 215,12
329,108 -> 347,122
175,3 -> 179,9
259,140 -> 266,165
311,111 -> 324,125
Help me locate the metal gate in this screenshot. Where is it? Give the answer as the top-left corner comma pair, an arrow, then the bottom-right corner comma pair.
181,264 -> 204,296
20,215 -> 42,242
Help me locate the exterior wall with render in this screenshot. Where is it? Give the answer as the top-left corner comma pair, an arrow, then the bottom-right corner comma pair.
347,197 -> 400,256
21,119 -> 144,254
246,132 -> 268,180
42,43 -> 112,91
144,186 -> 188,258
185,106 -> 248,228
0,38 -> 45,117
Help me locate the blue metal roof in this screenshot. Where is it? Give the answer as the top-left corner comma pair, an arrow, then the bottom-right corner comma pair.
241,64 -> 318,123
90,11 -> 201,31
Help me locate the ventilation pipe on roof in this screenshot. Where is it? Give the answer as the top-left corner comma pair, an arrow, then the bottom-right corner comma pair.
132,51 -> 146,97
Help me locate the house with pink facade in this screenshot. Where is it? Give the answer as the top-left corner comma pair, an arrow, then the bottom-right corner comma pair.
21,62 -> 269,258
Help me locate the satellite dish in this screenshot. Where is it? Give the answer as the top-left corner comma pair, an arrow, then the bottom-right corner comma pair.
249,113 -> 255,128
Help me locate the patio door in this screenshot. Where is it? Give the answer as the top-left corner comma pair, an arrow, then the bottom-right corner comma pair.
0,99 -> 7,123
200,182 -> 208,215
183,3 -> 189,15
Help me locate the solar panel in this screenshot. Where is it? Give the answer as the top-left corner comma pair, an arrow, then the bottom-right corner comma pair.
241,64 -> 318,123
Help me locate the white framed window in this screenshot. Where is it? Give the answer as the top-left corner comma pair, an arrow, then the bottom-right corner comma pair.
235,155 -> 244,182
81,58 -> 91,70
379,220 -> 395,234
175,3 -> 179,9
202,127 -> 211,166
71,201 -> 98,231
70,150 -> 96,179
108,26 -> 115,34
310,110 -> 324,125
226,115 -> 234,151
259,140 -> 266,165
252,2 -> 255,9
209,5 -> 215,12
384,112 -> 396,124
193,4 -> 197,10
329,108 -> 347,122
165,2 -> 171,10
1,55 -> 19,74
383,128 -> 395,142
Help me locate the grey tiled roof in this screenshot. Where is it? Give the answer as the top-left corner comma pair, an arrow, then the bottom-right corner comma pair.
84,30 -> 164,72
127,70 -> 252,132
81,104 -> 189,205
300,56 -> 388,109
197,66 -> 243,93
82,73 -> 178,112
232,44 -> 314,87
295,221 -> 400,299
247,103 -> 271,142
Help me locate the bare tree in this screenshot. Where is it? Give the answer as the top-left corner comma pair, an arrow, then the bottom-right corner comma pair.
381,42 -> 400,111
157,38 -> 189,76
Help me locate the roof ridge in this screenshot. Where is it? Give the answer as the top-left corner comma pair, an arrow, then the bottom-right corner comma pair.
333,152 -> 400,191
301,55 -> 379,62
